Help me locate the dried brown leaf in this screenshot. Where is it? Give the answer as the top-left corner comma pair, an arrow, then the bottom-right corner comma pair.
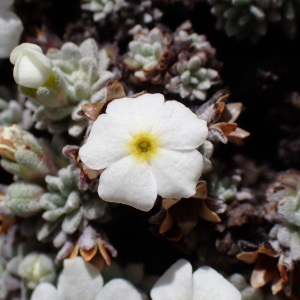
106,81 -> 126,102
193,181 -> 207,199
196,200 -> 221,222
79,246 -> 98,262
162,198 -> 180,210
79,246 -> 98,261
220,102 -> 243,123
90,254 -> 105,272
97,239 -> 112,266
80,163 -> 103,180
257,242 -> 279,257
251,267 -> 270,288
236,251 -> 259,264
271,276 -> 284,295
0,215 -> 15,234
211,122 -> 238,135
81,103 -> 104,121
211,101 -> 226,123
159,211 -> 174,234
227,128 -> 251,144
68,244 -> 79,259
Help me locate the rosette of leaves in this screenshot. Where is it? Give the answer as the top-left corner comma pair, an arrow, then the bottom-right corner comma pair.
0,98 -> 22,129
32,38 -> 114,137
267,170 -> 300,227
166,55 -> 219,100
208,0 -> 300,41
37,164 -> 110,249
17,253 -> 56,290
166,21 -> 220,101
208,175 -> 239,202
0,226 -> 56,299
266,170 -> 300,262
81,0 -> 127,22
4,182 -> 44,217
0,226 -> 28,300
74,0 -> 162,43
0,125 -> 57,181
123,25 -> 174,84
208,0 -> 269,41
0,89 -> 32,130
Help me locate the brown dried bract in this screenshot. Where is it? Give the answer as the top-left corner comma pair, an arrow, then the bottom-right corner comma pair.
69,236 -> 117,272
154,182 -> 221,241
80,81 -> 126,121
0,214 -> 15,235
198,92 -> 250,144
237,242 -> 289,295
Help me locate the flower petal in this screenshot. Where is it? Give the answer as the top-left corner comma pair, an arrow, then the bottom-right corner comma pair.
0,12 -> 23,59
150,148 -> 203,199
105,93 -> 165,134
98,155 -> 157,211
79,114 -> 132,170
31,283 -> 63,300
151,100 -> 208,150
10,43 -> 42,65
150,259 -> 193,300
95,279 -> 143,300
13,48 -> 52,88
192,266 -> 241,300
57,257 -> 103,300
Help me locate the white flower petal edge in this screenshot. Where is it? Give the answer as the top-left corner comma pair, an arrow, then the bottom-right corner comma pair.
105,93 -> 165,134
150,148 -> 203,199
57,257 -> 103,300
79,114 -> 132,170
10,43 -> 42,64
151,100 -> 208,150
95,278 -> 143,300
31,283 -> 63,300
0,12 -> 23,59
192,266 -> 241,300
98,155 -> 157,211
150,259 -> 193,300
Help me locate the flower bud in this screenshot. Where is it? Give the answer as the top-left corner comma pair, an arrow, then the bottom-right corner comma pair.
10,43 -> 53,88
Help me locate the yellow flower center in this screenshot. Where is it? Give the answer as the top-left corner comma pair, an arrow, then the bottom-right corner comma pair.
128,132 -> 159,161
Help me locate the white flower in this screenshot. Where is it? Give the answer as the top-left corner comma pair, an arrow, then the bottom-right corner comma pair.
31,257 -> 143,300
79,93 -> 208,211
10,43 -> 53,88
0,0 -> 23,59
150,259 -> 241,300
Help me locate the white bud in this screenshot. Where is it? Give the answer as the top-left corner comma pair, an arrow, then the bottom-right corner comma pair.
10,43 -> 53,88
